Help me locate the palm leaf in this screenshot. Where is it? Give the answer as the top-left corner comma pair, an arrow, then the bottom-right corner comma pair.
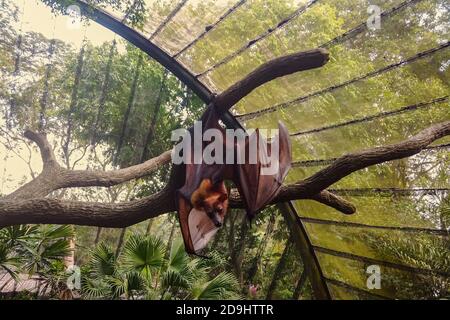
40,225 -> 75,240
121,235 -> 165,280
0,244 -> 19,280
81,277 -> 111,300
191,272 -> 240,300
89,243 -> 117,277
167,238 -> 189,272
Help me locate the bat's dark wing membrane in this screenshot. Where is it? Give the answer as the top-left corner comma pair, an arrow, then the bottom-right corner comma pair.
234,122 -> 292,217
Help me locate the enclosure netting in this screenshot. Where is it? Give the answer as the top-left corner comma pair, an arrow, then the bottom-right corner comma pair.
1,0 -> 449,299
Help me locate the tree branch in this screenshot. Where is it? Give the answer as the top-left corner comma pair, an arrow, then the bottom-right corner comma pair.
308,191 -> 356,215
3,130 -> 171,201
0,188 -> 174,228
1,120 -> 447,228
227,188 -> 355,214
61,150 -> 171,188
23,130 -> 59,169
282,121 -> 450,198
213,49 -> 329,113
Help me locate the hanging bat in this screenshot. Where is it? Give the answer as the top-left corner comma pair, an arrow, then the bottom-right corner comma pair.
176,105 -> 291,254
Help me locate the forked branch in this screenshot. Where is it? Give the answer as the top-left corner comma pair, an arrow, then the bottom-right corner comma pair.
4,130 -> 171,201
213,49 -> 330,113
1,121 -> 447,228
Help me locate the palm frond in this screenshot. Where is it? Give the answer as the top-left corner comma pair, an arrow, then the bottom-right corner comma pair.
121,235 -> 165,280
161,269 -> 190,290
89,242 -> 117,277
0,244 -> 20,279
40,239 -> 71,261
40,225 -> 75,240
191,272 -> 240,300
81,277 -> 112,300
167,238 -> 189,272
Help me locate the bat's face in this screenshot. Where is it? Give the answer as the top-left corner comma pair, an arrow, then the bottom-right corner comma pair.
202,193 -> 228,227
191,179 -> 229,228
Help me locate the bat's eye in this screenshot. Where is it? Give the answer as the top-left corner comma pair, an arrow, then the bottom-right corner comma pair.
216,207 -> 223,213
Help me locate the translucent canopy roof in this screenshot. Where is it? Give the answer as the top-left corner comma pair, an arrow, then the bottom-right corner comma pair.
6,0 -> 449,299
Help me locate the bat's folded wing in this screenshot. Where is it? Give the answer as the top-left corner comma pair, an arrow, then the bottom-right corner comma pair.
178,196 -> 220,254
235,121 -> 292,216
188,208 -> 219,253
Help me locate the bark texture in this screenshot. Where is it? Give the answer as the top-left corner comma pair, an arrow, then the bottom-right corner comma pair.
1,48 -> 448,231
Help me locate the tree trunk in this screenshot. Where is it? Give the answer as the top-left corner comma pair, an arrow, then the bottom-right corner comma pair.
140,70 -> 167,162
91,39 -> 116,146
6,34 -> 23,128
115,53 -> 143,163
39,39 -> 55,131
164,220 -> 176,259
145,219 -> 154,236
230,213 -> 249,286
115,228 -> 127,257
13,35 -> 22,74
247,214 -> 276,283
266,238 -> 293,300
292,270 -> 307,300
64,237 -> 76,268
63,44 -> 86,168
94,227 -> 102,245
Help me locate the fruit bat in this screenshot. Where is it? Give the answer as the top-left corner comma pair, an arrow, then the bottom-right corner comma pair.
176,105 -> 291,255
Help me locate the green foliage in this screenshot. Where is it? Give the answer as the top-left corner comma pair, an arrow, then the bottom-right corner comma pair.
80,236 -> 240,300
0,243 -> 19,279
88,242 -> 117,277
121,234 -> 165,280
0,225 -> 74,298
365,234 -> 450,299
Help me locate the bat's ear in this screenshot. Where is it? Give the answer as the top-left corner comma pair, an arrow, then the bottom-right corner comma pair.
200,179 -> 213,191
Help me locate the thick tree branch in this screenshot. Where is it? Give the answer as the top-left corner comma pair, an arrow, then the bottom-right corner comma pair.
213,49 -> 330,113
0,188 -> 351,227
228,189 -> 355,214
308,191 -> 356,215
23,130 -> 59,169
61,150 -> 171,188
3,130 -> 171,201
0,188 -> 174,228
282,121 -> 450,198
1,121 -> 447,227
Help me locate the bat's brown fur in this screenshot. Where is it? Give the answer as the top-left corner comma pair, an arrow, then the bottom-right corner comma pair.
191,179 -> 228,227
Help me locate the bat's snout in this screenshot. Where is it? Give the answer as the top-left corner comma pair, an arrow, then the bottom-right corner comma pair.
207,210 -> 224,228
